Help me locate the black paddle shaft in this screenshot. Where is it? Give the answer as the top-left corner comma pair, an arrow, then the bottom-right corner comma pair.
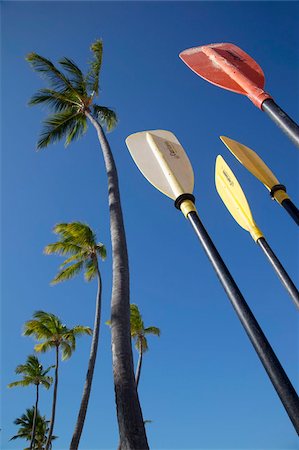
187,210 -> 299,433
257,237 -> 299,309
261,99 -> 299,148
281,199 -> 299,226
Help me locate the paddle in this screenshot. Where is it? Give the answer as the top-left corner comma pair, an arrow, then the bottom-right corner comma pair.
215,155 -> 299,309
125,129 -> 299,433
179,43 -> 299,148
220,136 -> 299,225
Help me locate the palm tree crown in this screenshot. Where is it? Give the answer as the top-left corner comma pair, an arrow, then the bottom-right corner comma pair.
26,40 -> 117,149
130,304 -> 160,353
11,407 -> 57,449
8,355 -> 53,389
23,311 -> 92,359
44,222 -> 106,284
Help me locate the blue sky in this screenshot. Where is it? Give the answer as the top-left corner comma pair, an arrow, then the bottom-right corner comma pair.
2,1 -> 299,449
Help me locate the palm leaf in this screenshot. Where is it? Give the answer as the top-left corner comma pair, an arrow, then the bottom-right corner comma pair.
71,325 -> 93,337
7,379 -> 33,388
51,261 -> 84,284
39,376 -> 53,389
44,242 -> 82,256
26,53 -> 79,96
28,88 -> 82,111
96,243 -> 107,260
60,342 -> 73,360
92,104 -> 117,131
34,341 -> 55,353
86,39 -> 103,95
65,116 -> 88,146
37,109 -> 83,149
144,326 -> 160,337
23,320 -> 54,339
84,259 -> 97,281
59,251 -> 88,269
58,57 -> 87,96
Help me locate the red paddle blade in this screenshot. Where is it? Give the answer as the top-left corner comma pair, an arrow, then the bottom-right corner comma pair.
179,43 -> 272,108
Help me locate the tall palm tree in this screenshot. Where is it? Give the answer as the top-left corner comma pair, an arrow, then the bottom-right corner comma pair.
8,355 -> 53,449
27,40 -> 148,449
24,311 -> 92,450
11,407 -> 57,450
130,305 -> 160,388
44,221 -> 106,449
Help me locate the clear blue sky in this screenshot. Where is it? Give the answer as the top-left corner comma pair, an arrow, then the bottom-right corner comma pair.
2,1 -> 298,449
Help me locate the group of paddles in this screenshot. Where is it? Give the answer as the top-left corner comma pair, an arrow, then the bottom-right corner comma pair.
126,44 -> 299,434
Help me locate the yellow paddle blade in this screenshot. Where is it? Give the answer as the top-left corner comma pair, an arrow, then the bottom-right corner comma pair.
215,155 -> 263,242
219,136 -> 289,204
220,136 -> 278,188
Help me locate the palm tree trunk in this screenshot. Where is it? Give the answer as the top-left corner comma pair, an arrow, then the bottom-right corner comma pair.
70,266 -> 102,450
45,345 -> 59,450
85,111 -> 149,450
135,346 -> 143,389
30,384 -> 39,450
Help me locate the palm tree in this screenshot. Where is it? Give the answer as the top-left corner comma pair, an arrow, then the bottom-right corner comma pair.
107,304 -> 160,388
24,311 -> 92,450
27,40 -> 148,449
44,221 -> 106,449
130,305 -> 160,388
8,355 -> 53,449
11,407 -> 57,450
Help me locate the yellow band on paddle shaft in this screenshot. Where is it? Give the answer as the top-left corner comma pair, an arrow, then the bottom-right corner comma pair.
250,225 -> 264,243
273,189 -> 290,205
180,199 -> 197,218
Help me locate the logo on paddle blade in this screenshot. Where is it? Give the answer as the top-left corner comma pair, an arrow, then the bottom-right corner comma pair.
164,141 -> 180,159
223,169 -> 234,186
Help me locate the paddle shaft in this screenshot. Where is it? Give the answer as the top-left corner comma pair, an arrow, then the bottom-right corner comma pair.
187,210 -> 299,432
257,237 -> 299,309
281,199 -> 299,226
262,99 -> 299,148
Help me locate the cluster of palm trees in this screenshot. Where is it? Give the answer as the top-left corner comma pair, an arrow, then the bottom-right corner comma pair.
8,40 -> 160,449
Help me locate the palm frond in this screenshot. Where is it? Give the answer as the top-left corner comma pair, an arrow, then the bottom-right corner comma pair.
71,325 -> 93,337
34,341 -> 54,353
44,241 -> 83,256
23,320 -> 53,340
58,57 -> 87,96
7,379 -> 32,388
59,251 -> 87,268
28,88 -> 82,111
86,39 -> 103,95
84,259 -> 97,282
96,242 -> 107,260
37,109 -> 83,149
144,326 -> 160,337
65,115 -> 88,146
92,104 -> 117,132
40,376 -> 53,389
135,335 -> 149,353
60,342 -> 73,360
26,53 -> 79,96
51,261 -> 84,284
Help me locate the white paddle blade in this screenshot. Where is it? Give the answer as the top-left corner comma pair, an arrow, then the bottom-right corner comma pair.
220,136 -> 279,190
125,130 -> 194,200
215,155 -> 263,241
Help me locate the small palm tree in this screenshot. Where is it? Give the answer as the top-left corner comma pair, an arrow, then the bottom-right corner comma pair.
130,305 -> 160,388
107,304 -> 160,388
11,407 -> 57,450
27,40 -> 148,449
8,355 -> 53,449
44,221 -> 106,449
24,311 -> 92,450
